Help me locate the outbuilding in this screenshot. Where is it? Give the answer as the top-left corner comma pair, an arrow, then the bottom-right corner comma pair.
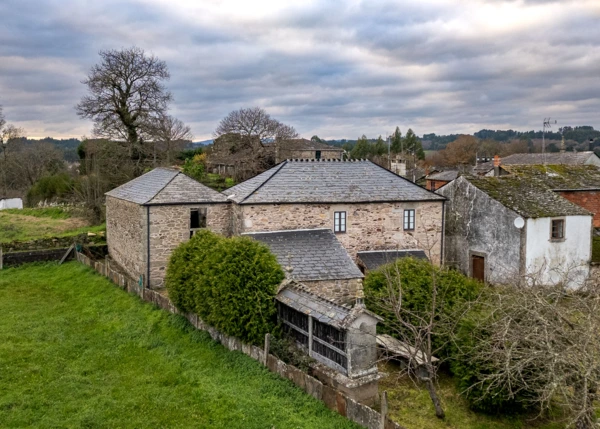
105,168 -> 230,288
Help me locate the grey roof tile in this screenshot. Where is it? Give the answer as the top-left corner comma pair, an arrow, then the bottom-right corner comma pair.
246,229 -> 363,281
225,159 -> 444,204
357,250 -> 428,271
105,167 -> 228,205
475,151 -> 600,172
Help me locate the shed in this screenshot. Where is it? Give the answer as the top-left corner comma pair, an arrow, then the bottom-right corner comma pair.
105,167 -> 230,288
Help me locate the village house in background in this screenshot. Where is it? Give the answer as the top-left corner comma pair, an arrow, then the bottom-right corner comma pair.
425,170 -> 459,191
438,168 -> 593,289
474,151 -> 600,175
225,158 -> 446,263
105,168 -> 230,288
275,138 -> 344,162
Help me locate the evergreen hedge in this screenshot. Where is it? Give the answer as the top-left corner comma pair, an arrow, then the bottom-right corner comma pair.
165,231 -> 284,345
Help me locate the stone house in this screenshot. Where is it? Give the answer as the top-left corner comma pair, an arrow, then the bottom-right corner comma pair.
225,159 -> 446,264
438,174 -> 593,289
425,170 -> 459,191
105,168 -> 229,288
276,138 -> 344,162
246,228 -> 364,305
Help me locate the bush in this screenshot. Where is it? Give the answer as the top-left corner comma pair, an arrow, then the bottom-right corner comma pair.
166,231 -> 285,345
363,257 -> 482,359
26,174 -> 75,205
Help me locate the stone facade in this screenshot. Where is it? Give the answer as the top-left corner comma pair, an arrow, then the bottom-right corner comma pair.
106,196 -> 146,282
107,195 -> 231,289
148,203 -> 230,287
233,201 -> 444,264
302,278 -> 362,305
279,149 -> 343,161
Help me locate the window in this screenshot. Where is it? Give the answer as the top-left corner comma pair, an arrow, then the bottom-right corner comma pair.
315,150 -> 321,160
403,209 -> 415,231
551,219 -> 565,240
334,211 -> 346,233
190,208 -> 207,238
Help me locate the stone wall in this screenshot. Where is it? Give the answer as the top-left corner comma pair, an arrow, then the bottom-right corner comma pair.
75,251 -> 406,429
235,201 -> 444,264
148,203 -> 230,288
106,196 -> 146,282
280,149 -> 344,160
302,278 -> 362,305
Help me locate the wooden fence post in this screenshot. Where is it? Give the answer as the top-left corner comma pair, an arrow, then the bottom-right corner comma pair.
263,333 -> 271,366
380,390 -> 388,429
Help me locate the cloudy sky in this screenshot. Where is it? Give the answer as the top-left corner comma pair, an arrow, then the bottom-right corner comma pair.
1,0 -> 599,140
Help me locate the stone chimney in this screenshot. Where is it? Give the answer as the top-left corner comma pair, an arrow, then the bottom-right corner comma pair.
493,155 -> 501,177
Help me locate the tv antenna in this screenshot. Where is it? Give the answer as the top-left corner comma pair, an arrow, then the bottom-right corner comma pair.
542,118 -> 557,165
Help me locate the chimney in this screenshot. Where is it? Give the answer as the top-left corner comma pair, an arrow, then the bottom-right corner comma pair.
493,155 -> 501,177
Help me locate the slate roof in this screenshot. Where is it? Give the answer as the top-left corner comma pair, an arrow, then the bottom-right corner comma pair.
465,176 -> 591,218
426,170 -> 459,182
475,151 -> 600,173
225,159 -> 445,204
276,281 -> 381,329
357,250 -> 428,271
105,167 -> 228,205
246,229 -> 363,281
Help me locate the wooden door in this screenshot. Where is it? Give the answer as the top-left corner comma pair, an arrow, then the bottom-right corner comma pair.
472,255 -> 485,282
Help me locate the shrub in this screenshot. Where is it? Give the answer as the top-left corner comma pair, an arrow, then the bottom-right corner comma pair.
363,257 -> 482,359
166,231 -> 285,345
26,174 -> 75,205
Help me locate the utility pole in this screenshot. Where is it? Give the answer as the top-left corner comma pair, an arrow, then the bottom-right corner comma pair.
387,135 -> 391,169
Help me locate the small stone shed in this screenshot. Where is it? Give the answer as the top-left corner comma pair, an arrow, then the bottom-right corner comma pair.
246,228 -> 364,305
276,280 -> 382,404
105,168 -> 230,288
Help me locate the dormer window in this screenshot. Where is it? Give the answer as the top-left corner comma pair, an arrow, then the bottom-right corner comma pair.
190,208 -> 207,238
334,211 -> 346,233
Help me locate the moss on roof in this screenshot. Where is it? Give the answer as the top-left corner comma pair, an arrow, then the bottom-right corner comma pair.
466,175 -> 591,218
502,165 -> 600,190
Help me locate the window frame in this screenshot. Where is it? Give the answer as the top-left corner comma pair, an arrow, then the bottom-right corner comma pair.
403,209 -> 415,231
334,211 -> 346,233
189,208 -> 207,238
550,218 -> 565,241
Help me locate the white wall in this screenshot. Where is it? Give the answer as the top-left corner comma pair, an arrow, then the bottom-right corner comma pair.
0,198 -> 23,210
525,215 -> 591,288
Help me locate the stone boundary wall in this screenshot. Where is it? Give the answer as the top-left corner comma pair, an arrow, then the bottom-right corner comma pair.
2,247 -> 73,267
75,251 -> 405,429
2,233 -> 104,253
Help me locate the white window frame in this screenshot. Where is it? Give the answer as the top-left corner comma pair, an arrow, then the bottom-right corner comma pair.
334,211 -> 346,233
403,209 -> 415,231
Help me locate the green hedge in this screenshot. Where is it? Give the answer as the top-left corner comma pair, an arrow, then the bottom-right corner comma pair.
165,230 -> 284,345
363,257 -> 482,359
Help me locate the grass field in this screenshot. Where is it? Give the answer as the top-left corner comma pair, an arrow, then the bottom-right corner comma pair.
0,263 -> 358,429
0,207 -> 105,243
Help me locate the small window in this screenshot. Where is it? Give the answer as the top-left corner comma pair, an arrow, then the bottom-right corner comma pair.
190,208 -> 207,238
551,219 -> 565,240
315,150 -> 321,160
334,211 -> 346,233
403,209 -> 415,231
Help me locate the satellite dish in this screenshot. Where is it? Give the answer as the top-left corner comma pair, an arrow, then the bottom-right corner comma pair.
514,217 -> 525,229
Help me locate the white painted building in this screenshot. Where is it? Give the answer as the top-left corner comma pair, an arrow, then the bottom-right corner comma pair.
0,197 -> 23,210
438,175 -> 592,289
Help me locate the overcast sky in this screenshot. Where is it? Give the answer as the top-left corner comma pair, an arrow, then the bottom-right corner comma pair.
1,0 -> 599,140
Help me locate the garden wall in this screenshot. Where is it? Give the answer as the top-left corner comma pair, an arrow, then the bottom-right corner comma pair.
75,251 -> 404,429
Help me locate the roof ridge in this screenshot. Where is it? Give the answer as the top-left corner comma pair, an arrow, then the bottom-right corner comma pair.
368,159 -> 445,200
239,160 -> 288,204
145,170 -> 181,204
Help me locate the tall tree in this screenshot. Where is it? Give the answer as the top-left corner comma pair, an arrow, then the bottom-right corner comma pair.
350,135 -> 370,159
390,127 -> 402,153
214,107 -> 298,148
404,129 -> 425,160
374,135 -> 387,156
443,135 -> 479,166
76,47 -> 172,159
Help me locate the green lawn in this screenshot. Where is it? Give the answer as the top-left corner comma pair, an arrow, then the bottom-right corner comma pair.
0,207 -> 105,243
0,263 -> 358,429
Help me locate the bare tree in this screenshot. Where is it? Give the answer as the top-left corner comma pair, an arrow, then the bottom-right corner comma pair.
149,114 -> 193,165
214,107 -> 298,148
76,47 -> 172,159
457,280 -> 600,428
